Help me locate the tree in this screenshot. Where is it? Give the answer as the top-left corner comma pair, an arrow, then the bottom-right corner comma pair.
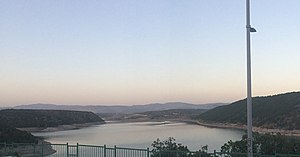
151,137 -> 212,157
221,132 -> 300,156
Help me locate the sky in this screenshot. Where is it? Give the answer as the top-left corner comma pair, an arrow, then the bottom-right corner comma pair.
1,0 -> 300,107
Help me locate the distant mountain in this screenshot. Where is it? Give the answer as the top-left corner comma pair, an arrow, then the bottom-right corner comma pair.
198,92 -> 300,130
14,102 -> 226,114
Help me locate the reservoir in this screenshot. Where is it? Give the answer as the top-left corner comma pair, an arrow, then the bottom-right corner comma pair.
33,121 -> 244,152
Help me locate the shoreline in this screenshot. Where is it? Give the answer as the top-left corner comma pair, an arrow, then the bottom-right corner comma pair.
106,119 -> 300,137
188,120 -> 300,137
17,118 -> 300,137
17,121 -> 105,132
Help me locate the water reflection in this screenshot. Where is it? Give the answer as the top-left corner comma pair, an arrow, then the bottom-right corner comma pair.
34,122 -> 244,151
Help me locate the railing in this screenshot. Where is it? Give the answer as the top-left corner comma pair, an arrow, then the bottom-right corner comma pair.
0,142 -> 300,157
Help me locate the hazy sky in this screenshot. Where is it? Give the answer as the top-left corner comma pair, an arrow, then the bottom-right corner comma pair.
1,0 -> 300,106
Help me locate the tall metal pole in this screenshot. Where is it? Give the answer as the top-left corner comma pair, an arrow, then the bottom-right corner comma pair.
246,0 -> 253,157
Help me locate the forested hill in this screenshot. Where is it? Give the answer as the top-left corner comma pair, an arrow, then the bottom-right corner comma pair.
198,92 -> 300,130
0,109 -> 105,128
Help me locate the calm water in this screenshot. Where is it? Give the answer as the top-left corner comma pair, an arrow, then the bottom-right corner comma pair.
33,121 -> 244,151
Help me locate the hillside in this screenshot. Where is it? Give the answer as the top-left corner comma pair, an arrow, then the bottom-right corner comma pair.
0,109 -> 105,128
198,92 -> 300,130
139,109 -> 207,120
0,122 -> 38,143
14,102 -> 225,114
99,109 -> 207,121
0,109 -> 105,143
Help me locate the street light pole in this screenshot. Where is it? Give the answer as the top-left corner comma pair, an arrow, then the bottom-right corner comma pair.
246,0 -> 256,157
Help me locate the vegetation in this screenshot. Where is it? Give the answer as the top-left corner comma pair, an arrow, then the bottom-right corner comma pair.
152,135 -> 300,157
142,109 -> 207,120
0,109 -> 105,143
100,109 -> 207,122
0,122 -> 38,144
0,109 -> 104,128
151,137 -> 210,157
198,92 -> 300,130
221,133 -> 300,156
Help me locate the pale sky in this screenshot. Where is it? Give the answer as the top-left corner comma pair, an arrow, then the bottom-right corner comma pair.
1,0 -> 300,107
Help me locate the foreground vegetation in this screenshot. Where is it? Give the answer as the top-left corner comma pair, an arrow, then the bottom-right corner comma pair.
221,133 -> 300,155
151,137 -> 210,157
151,133 -> 300,156
198,92 -> 300,130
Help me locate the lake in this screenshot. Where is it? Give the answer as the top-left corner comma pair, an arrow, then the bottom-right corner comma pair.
33,121 -> 244,151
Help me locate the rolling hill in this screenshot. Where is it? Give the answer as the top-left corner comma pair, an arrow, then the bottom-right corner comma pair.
0,109 -> 105,128
99,109 -> 207,121
198,92 -> 300,130
0,109 -> 105,143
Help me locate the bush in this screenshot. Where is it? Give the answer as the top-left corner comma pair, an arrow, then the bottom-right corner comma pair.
151,137 -> 211,157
